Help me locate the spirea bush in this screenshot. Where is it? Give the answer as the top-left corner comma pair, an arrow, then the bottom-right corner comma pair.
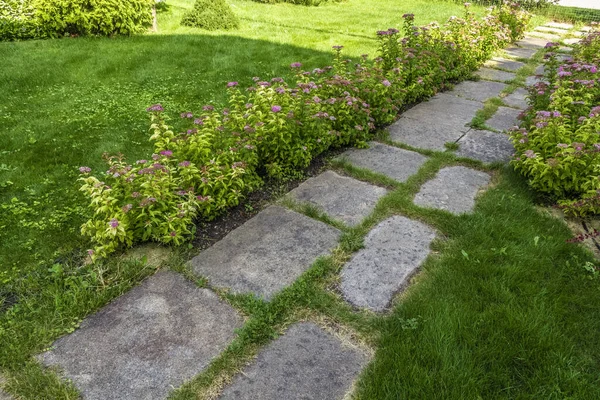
510,32 -> 600,217
181,0 -> 239,30
0,0 -> 154,40
80,3 -> 530,260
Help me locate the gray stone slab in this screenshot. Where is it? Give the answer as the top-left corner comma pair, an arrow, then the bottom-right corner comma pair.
504,46 -> 537,59
525,75 -> 539,87
563,38 -> 581,45
503,87 -> 529,109
337,142 -> 427,183
39,271 -> 243,400
219,322 -> 367,400
545,22 -> 573,30
192,205 -> 340,299
388,93 -> 481,151
535,64 -> 545,75
516,36 -> 550,49
452,80 -> 507,103
288,171 -> 387,226
475,67 -> 516,82
558,46 -> 573,53
414,166 -> 491,214
341,216 -> 436,311
484,57 -> 525,72
486,106 -> 521,132
529,31 -> 562,41
0,375 -> 13,400
456,130 -> 515,164
536,26 -> 567,35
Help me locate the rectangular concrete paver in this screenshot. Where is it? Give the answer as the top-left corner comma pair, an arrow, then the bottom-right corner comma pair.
529,31 -> 561,41
563,38 -> 580,45
486,106 -> 521,132
388,93 -> 482,151
288,171 -> 387,226
503,87 -> 529,110
337,142 -> 428,183
414,166 -> 491,214
484,57 -> 525,72
192,205 -> 340,299
475,67 -> 515,82
341,216 -> 436,312
451,80 -> 506,103
535,26 -> 567,35
456,130 -> 515,164
219,322 -> 368,400
545,22 -> 573,30
516,36 -> 549,49
504,46 -> 537,59
39,271 -> 243,400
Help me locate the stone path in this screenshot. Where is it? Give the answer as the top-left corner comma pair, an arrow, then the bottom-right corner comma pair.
27,24 -> 585,400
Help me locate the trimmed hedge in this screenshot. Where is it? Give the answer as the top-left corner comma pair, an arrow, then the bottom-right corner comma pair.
511,30 -> 600,216
0,0 -> 154,41
181,0 -> 239,30
79,4 -> 531,260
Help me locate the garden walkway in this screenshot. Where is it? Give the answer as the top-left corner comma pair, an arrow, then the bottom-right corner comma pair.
9,23 -> 586,400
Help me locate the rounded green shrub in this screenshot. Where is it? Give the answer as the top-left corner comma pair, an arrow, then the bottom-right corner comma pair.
180,0 -> 239,31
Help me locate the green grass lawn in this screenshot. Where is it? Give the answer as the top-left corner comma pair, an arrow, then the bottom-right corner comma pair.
5,1 -> 600,399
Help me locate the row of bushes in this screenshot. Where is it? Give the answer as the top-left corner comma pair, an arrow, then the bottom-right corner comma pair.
79,4 -> 531,260
510,29 -> 600,216
0,0 -> 154,41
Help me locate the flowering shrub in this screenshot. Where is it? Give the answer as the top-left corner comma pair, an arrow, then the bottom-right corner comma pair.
511,34 -> 600,216
81,4 -> 530,259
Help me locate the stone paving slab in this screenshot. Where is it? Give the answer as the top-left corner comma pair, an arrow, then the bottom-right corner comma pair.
484,57 -> 525,72
219,322 -> 367,400
452,80 -> 506,103
337,142 -> 427,183
388,93 -> 482,151
0,375 -> 12,400
529,31 -> 562,41
563,38 -> 580,46
516,36 -> 550,49
503,87 -> 528,109
486,106 -> 521,132
545,22 -> 573,30
558,46 -> 573,53
504,46 -> 537,59
525,75 -> 539,87
192,205 -> 340,299
340,216 -> 436,311
414,166 -> 491,214
288,171 -> 387,226
456,130 -> 515,164
475,67 -> 516,82
40,271 -> 243,400
535,26 -> 567,35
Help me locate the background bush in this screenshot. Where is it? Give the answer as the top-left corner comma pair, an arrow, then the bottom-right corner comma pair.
80,4 -> 530,260
251,0 -> 337,5
181,0 -> 239,30
0,0 -> 154,40
454,0 -> 558,10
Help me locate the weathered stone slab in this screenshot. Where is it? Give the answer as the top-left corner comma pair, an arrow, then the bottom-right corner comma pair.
486,106 -> 521,132
535,26 -> 566,35
504,46 -> 537,59
219,322 -> 367,400
0,375 -> 13,400
414,166 -> 491,214
545,22 -> 573,30
337,142 -> 427,183
341,216 -> 436,311
288,171 -> 387,226
503,87 -> 529,109
388,93 -> 481,151
516,36 -> 549,49
192,205 -> 340,299
456,130 -> 515,164
452,80 -> 507,103
580,26 -> 593,33
564,38 -> 580,45
529,31 -> 562,41
475,67 -> 516,82
40,271 -> 243,400
525,75 -> 542,87
535,64 -> 545,75
557,46 -> 573,53
484,57 -> 525,72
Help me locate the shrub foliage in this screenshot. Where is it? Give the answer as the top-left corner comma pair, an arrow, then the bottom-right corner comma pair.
181,0 -> 239,30
0,0 -> 154,40
79,4 -> 530,260
511,30 -> 600,216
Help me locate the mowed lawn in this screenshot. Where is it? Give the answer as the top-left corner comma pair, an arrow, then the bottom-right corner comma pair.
0,0 -> 486,280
